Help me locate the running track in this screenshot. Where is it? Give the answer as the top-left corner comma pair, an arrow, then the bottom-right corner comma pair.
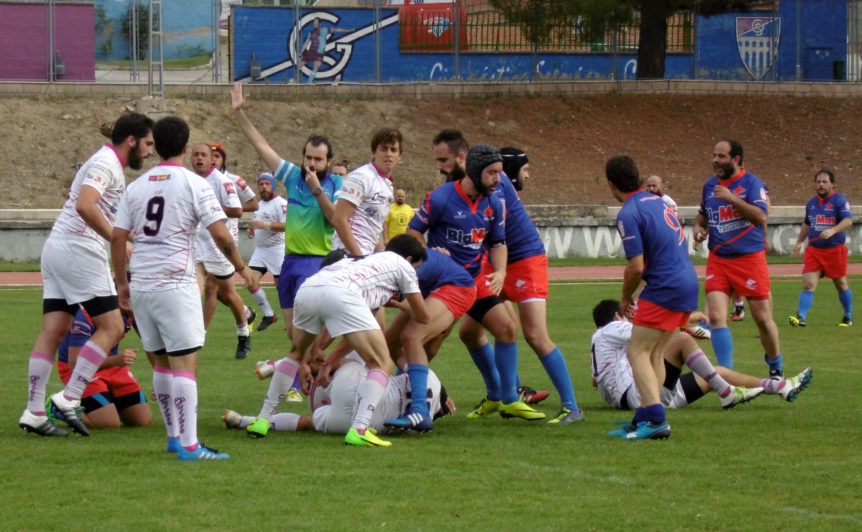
2,263 -> 860,286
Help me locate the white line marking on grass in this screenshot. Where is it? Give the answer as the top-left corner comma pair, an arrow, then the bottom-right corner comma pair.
514,463 -> 633,486
780,506 -> 862,526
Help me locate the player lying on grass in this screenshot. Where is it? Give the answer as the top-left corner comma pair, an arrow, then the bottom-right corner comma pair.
224,351 -> 454,435
239,234 -> 429,447
591,299 -> 813,411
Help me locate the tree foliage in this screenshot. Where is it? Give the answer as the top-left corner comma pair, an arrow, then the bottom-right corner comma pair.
488,0 -> 762,79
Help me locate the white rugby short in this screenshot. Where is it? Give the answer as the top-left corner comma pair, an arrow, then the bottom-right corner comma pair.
249,245 -> 284,276
199,258 -> 235,278
619,381 -> 689,410
131,284 -> 205,353
311,363 -> 364,433
292,284 -> 379,337
41,235 -> 116,304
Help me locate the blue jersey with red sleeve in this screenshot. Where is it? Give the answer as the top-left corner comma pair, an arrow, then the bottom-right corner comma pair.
408,180 -> 506,278
699,169 -> 769,258
805,191 -> 853,248
416,248 -> 475,297
617,189 -> 698,312
492,175 -> 546,263
57,310 -> 134,364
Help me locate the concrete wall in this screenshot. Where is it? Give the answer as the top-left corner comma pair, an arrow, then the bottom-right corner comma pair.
2,206 -> 858,262
2,78 -> 862,100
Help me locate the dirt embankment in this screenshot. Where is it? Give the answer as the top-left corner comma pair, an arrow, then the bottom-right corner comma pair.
1,93 -> 858,209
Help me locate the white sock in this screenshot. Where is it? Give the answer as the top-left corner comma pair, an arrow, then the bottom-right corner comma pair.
27,351 -> 54,415
152,366 -> 178,438
64,340 -> 108,400
173,371 -> 198,450
257,358 -> 298,419
351,369 -> 388,432
236,322 -> 249,337
251,288 -> 274,316
270,412 -> 301,431
684,349 -> 730,396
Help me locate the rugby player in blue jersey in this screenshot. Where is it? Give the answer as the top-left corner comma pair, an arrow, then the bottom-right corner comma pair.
693,140 -> 784,377
477,147 -> 583,424
407,144 -> 544,421
790,169 -> 854,327
605,154 -> 699,440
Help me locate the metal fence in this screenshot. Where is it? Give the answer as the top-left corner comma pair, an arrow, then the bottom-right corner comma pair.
3,0 -> 861,85
399,8 -> 694,54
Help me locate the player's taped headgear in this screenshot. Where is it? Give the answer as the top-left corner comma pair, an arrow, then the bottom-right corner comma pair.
500,147 -> 529,191
258,172 -> 276,189
465,143 -> 502,196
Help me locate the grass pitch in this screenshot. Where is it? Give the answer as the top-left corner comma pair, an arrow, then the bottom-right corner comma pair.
1,279 -> 860,530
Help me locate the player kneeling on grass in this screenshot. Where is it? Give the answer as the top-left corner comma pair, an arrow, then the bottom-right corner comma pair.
243,234 -> 429,447
591,300 -> 813,411
224,351 -> 454,435
54,309 -> 152,429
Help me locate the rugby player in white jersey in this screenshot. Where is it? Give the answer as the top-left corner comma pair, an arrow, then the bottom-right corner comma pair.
190,143 -> 253,359
20,112 -> 154,438
224,351 -> 454,434
211,142 -> 264,328
245,234 -> 429,447
210,142 -> 259,214
246,173 -> 287,331
330,128 -> 401,257
111,116 -> 255,460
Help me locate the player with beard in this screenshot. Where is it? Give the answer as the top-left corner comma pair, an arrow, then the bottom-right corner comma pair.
479,146 -> 583,424
190,144 -> 253,359
430,131 -> 549,406
693,140 -> 784,377
230,83 -> 343,341
407,144 -> 544,421
19,112 -> 154,437
247,173 -> 288,331
789,169 -> 854,327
